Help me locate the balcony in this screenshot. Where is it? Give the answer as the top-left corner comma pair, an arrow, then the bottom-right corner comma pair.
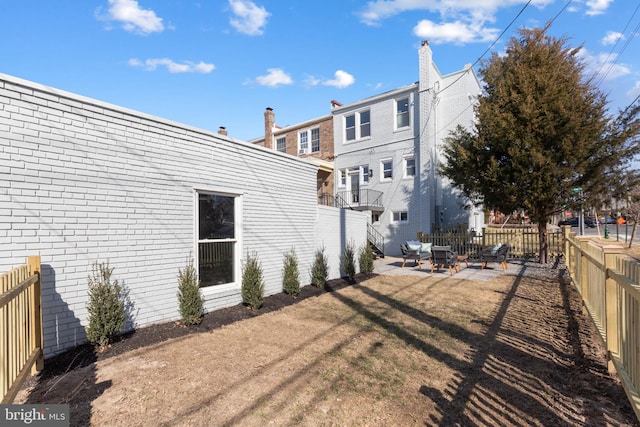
335,189 -> 384,211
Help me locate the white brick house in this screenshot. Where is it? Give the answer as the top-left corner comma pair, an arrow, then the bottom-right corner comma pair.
0,74 -> 366,357
332,41 -> 484,256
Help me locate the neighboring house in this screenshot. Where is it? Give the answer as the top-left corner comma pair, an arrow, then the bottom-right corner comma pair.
332,41 -> 485,257
0,74 -> 367,357
249,107 -> 335,205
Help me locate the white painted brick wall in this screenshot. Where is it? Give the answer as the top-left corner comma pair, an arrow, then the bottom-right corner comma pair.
0,74 -> 362,358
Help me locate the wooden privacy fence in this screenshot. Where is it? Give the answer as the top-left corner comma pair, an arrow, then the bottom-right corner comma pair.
418,226 -> 563,258
1,256 -> 44,404
563,229 -> 640,421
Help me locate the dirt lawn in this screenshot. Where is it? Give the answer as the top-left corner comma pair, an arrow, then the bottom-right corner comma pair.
16,262 -> 639,426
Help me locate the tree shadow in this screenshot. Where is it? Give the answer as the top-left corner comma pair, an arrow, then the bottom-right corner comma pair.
19,264 -> 114,427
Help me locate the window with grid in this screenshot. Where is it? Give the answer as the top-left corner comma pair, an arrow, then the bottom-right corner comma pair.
299,131 -> 309,154
381,159 -> 393,181
276,137 -> 286,153
311,128 -> 320,152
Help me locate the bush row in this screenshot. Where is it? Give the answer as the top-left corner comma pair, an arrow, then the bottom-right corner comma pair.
85,243 -> 375,348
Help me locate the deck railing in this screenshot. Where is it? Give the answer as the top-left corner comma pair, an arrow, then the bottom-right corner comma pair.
1,256 -> 44,403
563,228 -> 640,421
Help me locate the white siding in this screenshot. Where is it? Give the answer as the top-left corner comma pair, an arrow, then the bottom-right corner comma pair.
0,74 -> 322,357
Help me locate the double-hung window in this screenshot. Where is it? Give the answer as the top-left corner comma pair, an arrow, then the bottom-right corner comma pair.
311,128 -> 320,152
404,156 -> 415,178
392,211 -> 408,223
345,110 -> 371,142
197,191 -> 239,288
299,131 -> 309,154
381,159 -> 393,181
276,137 -> 286,153
396,97 -> 409,129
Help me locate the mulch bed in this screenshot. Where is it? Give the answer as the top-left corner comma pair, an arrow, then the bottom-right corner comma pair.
37,275 -> 361,382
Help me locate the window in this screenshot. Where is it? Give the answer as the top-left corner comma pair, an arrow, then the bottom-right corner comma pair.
360,110 -> 370,138
404,156 -> 415,178
362,165 -> 369,184
339,169 -> 347,187
372,212 -> 380,223
381,159 -> 393,181
276,137 -> 286,153
345,114 -> 356,141
393,211 -> 408,223
311,128 -> 320,152
396,98 -> 409,128
299,131 -> 309,154
344,110 -> 371,141
197,192 -> 238,287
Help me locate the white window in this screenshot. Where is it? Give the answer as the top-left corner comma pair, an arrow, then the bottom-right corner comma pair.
311,128 -> 320,152
396,97 -> 409,128
197,191 -> 239,288
339,169 -> 347,187
381,159 -> 393,181
299,131 -> 309,154
276,137 -> 286,153
392,211 -> 408,223
404,156 -> 415,178
362,165 -> 369,184
344,110 -> 371,141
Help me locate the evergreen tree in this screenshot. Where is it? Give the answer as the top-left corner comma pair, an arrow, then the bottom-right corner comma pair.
310,246 -> 329,289
282,248 -> 301,296
341,241 -> 356,283
177,258 -> 204,326
440,26 -> 640,263
242,252 -> 265,310
86,261 -> 126,348
359,243 -> 375,275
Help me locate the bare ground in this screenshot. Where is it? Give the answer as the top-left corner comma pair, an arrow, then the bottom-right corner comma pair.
16,260 -> 639,426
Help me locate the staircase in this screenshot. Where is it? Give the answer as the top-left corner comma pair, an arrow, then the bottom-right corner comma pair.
367,224 -> 385,258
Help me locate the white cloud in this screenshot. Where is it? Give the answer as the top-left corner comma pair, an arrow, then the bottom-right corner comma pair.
103,0 -> 164,35
322,70 -> 355,89
627,81 -> 640,99
228,0 -> 270,36
303,75 -> 322,88
413,19 -> 499,44
255,68 -> 293,87
585,0 -> 614,16
129,58 -> 215,73
602,31 -> 624,46
577,48 -> 631,81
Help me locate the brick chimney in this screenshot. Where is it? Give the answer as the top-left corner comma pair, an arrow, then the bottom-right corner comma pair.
264,107 -> 275,149
218,126 -> 228,136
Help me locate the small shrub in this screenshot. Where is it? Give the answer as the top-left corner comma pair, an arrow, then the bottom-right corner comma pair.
359,243 -> 375,275
86,261 -> 126,348
282,248 -> 301,297
341,241 -> 357,283
177,258 -> 204,326
310,246 -> 329,289
242,252 -> 265,310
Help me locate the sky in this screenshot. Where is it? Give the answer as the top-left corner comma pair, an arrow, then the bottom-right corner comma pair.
0,0 -> 638,141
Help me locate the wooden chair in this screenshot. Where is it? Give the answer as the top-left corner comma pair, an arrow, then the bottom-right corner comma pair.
480,243 -> 511,271
430,246 -> 459,275
400,243 -> 431,268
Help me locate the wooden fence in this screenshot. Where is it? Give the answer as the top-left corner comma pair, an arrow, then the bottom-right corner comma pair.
563,229 -> 640,421
418,226 -> 563,259
1,256 -> 44,404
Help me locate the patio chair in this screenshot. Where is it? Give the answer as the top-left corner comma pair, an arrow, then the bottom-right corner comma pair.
480,243 -> 511,271
430,245 -> 459,275
400,242 -> 431,268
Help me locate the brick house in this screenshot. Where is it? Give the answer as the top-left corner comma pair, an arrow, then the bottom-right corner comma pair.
249,107 -> 336,205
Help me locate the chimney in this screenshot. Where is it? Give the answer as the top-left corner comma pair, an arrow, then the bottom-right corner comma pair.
218,126 -> 228,136
264,107 -> 275,149
330,99 -> 343,109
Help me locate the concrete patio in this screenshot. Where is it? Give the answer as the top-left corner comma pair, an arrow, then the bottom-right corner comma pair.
374,256 -> 509,281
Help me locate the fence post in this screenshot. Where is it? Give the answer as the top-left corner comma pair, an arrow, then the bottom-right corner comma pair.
579,238 -> 590,301
27,256 -> 44,373
603,247 -> 621,374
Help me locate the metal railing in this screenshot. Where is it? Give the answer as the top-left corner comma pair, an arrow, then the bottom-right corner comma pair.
367,224 -> 385,257
335,189 -> 383,210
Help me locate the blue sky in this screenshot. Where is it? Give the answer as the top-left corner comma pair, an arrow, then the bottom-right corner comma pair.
1,0 -> 638,141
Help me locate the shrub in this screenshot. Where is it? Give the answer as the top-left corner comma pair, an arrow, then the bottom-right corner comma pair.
341,241 -> 357,283
282,248 -> 301,297
177,258 -> 204,326
242,252 -> 265,310
310,246 -> 329,289
86,261 -> 126,348
359,243 -> 375,275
